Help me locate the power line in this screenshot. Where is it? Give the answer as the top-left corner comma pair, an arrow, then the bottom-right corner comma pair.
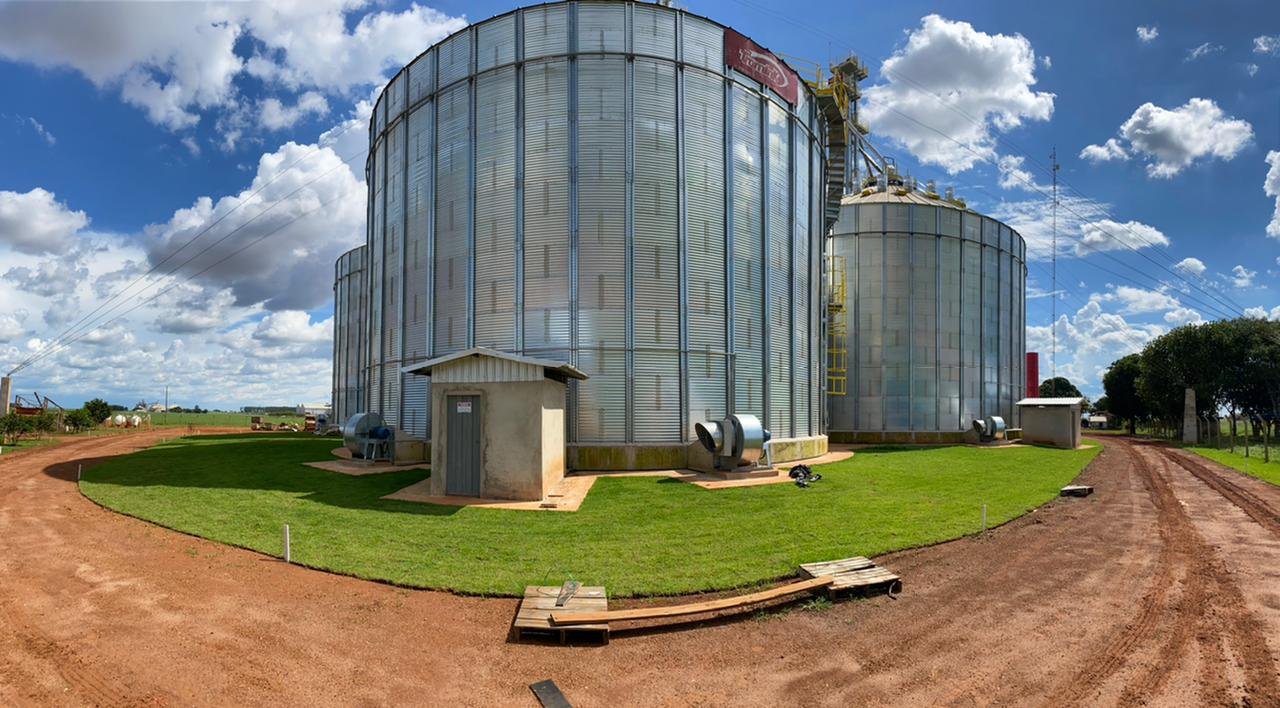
726,0 -> 1250,319
7,119 -> 366,376
15,187 -> 359,373
9,143 -> 368,377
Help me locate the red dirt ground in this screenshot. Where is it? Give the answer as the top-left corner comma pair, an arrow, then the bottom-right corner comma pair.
1,432 -> 1278,706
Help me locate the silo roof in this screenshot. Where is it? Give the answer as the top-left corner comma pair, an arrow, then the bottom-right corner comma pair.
840,189 -> 973,211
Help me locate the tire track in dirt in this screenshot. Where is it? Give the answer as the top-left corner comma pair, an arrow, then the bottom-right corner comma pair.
1114,448 -> 1209,704
1159,447 -> 1280,537
1049,439 -> 1181,705
1145,444 -> 1280,705
1074,441 -> 1280,707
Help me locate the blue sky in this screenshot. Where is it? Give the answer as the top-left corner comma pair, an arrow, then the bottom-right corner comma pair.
0,0 -> 1278,408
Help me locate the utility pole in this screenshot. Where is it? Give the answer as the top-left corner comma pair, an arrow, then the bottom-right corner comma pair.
1050,147 -> 1060,379
164,385 -> 169,426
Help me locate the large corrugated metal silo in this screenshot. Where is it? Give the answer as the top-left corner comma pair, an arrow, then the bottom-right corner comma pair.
828,189 -> 1027,442
351,1 -> 829,468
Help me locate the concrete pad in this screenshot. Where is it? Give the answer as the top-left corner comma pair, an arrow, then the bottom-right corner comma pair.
382,473 -> 595,512
378,447 -> 856,510
571,448 -> 856,490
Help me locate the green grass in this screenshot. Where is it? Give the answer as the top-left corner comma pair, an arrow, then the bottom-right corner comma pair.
81,434 -> 1098,597
131,411 -> 304,428
0,436 -> 63,454
1188,446 -> 1280,487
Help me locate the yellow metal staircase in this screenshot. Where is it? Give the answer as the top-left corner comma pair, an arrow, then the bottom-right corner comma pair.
826,255 -> 848,396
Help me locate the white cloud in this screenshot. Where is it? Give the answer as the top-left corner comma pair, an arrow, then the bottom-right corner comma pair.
3,256 -> 88,298
0,2 -> 465,134
1244,305 -> 1280,320
1026,299 -> 1165,395
1255,35 -> 1280,56
991,194 -> 1109,261
181,136 -> 201,158
0,188 -> 88,255
1092,285 -> 1181,314
1164,307 -> 1204,326
1175,257 -> 1207,277
1076,219 -> 1170,256
26,117 -> 55,145
1230,265 -> 1256,288
141,107 -> 367,312
259,91 -> 330,131
241,4 -> 466,94
1265,151 -> 1280,239
0,312 -> 27,343
253,311 -> 332,345
1246,63 -> 1260,77
1186,42 -> 1223,61
995,154 -> 1046,191
861,15 -> 1054,173
1079,138 -> 1129,163
1040,55 -> 1052,69
1137,26 -> 1159,43
1081,98 -> 1253,178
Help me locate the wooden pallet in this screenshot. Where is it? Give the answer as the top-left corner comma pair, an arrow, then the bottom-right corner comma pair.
514,586 -> 609,644
798,556 -> 902,597
549,576 -> 833,626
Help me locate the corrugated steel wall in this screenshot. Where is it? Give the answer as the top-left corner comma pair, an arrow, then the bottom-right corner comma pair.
829,200 -> 1027,433
354,1 -> 825,444
332,246 -> 366,426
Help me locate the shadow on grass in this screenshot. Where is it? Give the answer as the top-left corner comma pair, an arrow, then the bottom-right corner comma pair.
55,433 -> 462,518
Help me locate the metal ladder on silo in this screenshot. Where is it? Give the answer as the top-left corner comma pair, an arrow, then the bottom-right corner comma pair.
826,255 -> 848,396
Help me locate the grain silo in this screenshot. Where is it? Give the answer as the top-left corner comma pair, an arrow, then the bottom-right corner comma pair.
332,245 -> 367,426
348,0 -> 831,469
827,186 -> 1027,443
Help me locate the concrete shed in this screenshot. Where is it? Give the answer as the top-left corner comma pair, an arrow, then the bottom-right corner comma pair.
401,348 -> 586,502
1015,397 -> 1086,449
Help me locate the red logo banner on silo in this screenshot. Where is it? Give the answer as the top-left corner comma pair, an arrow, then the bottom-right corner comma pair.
724,29 -> 799,105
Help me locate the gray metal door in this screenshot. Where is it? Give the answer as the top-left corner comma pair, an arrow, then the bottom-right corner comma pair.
446,395 -> 481,496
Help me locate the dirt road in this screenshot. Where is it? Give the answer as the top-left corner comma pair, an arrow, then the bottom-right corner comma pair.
1,433 -> 1278,706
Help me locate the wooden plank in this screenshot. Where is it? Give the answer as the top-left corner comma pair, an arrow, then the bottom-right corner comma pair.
515,586 -> 610,638
550,576 -> 834,625
799,557 -> 874,577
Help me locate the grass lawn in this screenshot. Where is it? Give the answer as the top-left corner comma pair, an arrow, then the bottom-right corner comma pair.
1188,446 -> 1280,487
81,434 -> 1099,597
140,412 -> 304,428
0,436 -> 64,455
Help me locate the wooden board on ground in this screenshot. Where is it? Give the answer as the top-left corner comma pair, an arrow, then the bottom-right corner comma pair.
550,576 -> 833,626
1061,484 -> 1094,497
514,586 -> 609,644
799,556 -> 903,597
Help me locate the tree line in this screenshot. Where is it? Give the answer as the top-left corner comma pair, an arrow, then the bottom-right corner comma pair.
1101,318 -> 1280,446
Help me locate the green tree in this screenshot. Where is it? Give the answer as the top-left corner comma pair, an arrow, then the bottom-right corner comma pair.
83,398 -> 111,425
64,409 -> 94,432
1138,322 -> 1228,435
1039,377 -> 1083,398
1,413 -> 34,444
1103,353 -> 1146,434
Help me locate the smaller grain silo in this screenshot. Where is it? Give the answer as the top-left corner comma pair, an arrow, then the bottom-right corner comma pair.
332,245 -> 367,426
828,187 -> 1027,443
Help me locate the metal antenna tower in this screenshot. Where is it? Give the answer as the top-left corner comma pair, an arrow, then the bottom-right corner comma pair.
1051,147 -> 1060,379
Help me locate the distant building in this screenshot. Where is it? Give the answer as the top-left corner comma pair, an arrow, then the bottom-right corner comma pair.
296,403 -> 332,417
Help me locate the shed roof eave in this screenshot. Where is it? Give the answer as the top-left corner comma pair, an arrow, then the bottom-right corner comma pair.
399,347 -> 589,380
